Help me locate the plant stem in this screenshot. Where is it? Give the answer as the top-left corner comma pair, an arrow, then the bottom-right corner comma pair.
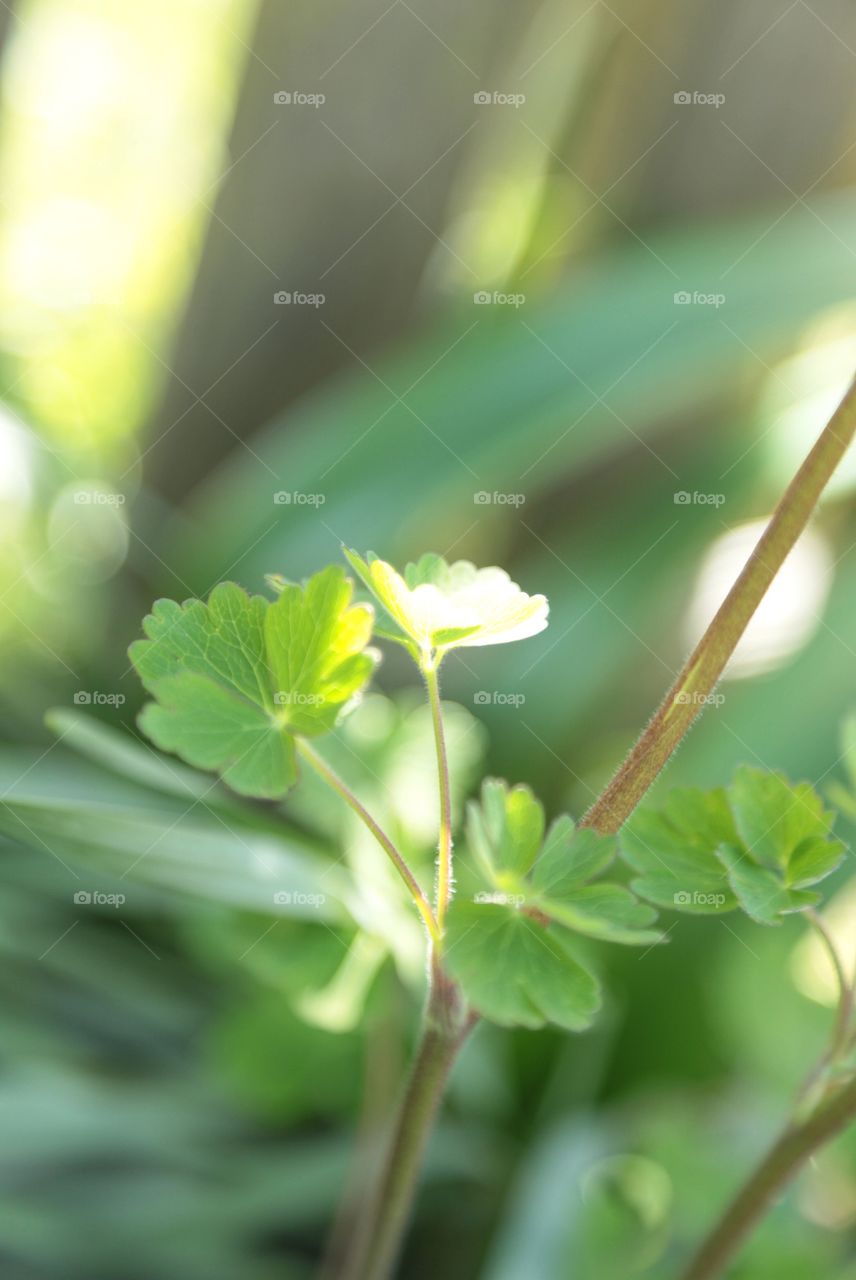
320,1002 -> 403,1280
296,740 -> 439,940
680,1074 -> 856,1280
806,909 -> 854,1069
583,373 -> 856,836
424,661 -> 453,930
348,965 -> 473,1280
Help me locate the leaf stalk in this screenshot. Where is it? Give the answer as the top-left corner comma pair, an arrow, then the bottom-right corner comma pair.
296,740 -> 439,940
423,659 -> 454,931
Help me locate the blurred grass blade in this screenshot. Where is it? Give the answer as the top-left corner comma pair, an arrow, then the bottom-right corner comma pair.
0,797 -> 352,921
46,709 -> 247,813
173,195 -> 856,585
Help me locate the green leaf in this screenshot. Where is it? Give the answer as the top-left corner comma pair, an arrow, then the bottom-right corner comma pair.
430,625 -> 483,646
621,771 -> 844,925
531,818 -> 617,894
139,672 -> 296,799
403,552 -> 447,589
132,581 -> 270,703
525,817 -> 659,944
371,626 -> 420,660
466,778 -> 544,879
620,788 -> 738,914
130,582 -> 291,798
130,568 -> 377,799
532,883 -> 661,946
788,837 -> 846,888
449,779 -> 659,1028
728,767 -> 834,873
444,902 -> 601,1031
724,768 -> 843,922
448,779 -> 660,1031
264,565 -> 377,736
716,845 -> 820,926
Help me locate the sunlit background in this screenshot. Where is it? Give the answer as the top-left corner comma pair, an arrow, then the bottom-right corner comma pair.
4,1 -> 856,1277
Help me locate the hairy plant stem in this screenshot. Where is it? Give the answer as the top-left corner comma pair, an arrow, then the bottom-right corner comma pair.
583,374 -> 856,837
346,961 -> 473,1280
568,377 -> 856,1278
327,376 -> 856,1280
296,740 -> 439,940
680,1074 -> 856,1280
424,659 -> 453,930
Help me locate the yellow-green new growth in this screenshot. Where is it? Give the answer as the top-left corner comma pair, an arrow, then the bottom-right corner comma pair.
344,548 -> 549,660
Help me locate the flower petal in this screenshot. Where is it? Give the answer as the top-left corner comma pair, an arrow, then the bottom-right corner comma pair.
343,547 -> 549,651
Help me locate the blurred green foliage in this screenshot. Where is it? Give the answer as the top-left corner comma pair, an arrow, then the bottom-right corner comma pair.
3,0 -> 856,1276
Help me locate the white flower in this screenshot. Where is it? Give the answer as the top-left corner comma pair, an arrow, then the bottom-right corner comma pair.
344,549 -> 549,654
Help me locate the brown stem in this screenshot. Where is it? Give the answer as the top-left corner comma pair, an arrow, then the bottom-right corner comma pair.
320,1003 -> 403,1280
680,1075 -> 856,1280
582,374 -> 856,835
342,963 -> 474,1280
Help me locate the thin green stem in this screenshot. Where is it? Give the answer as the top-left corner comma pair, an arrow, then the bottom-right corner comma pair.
424,660 -> 453,931
347,964 -> 473,1280
791,913 -> 856,1124
297,740 -> 439,941
583,374 -> 856,836
806,909 -> 854,1071
679,1074 -> 856,1280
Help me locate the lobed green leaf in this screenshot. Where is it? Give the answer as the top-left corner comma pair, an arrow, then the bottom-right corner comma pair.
130,567 -> 377,799
445,779 -> 660,1031
620,787 -> 737,915
620,768 -> 845,926
444,902 -> 601,1032
728,766 -> 834,873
